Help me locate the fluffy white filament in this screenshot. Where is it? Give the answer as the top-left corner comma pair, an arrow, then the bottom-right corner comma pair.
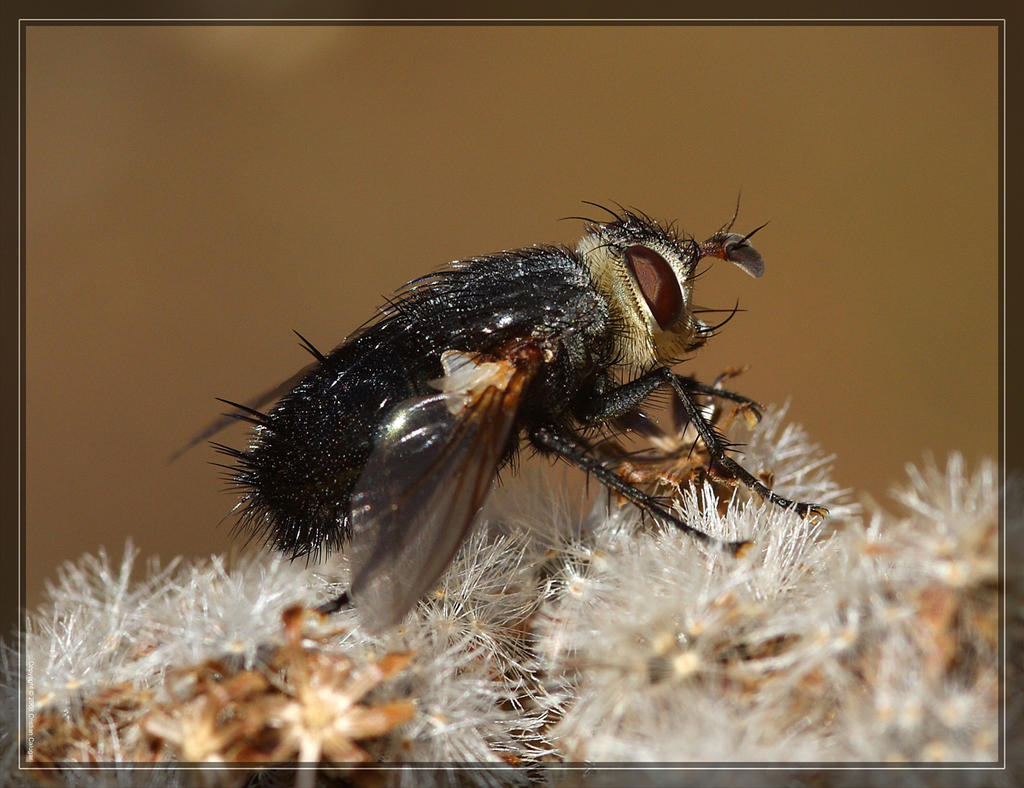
3,404 -> 1005,787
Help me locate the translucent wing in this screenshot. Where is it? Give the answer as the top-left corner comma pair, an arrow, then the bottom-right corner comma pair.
348,350 -> 536,633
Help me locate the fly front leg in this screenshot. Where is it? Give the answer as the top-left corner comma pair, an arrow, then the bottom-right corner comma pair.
575,369 -> 762,426
572,371 -> 667,426
574,367 -> 827,522
674,375 -> 763,422
659,369 -> 828,521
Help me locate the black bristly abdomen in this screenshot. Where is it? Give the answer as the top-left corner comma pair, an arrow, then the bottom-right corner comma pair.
222,342 -> 422,560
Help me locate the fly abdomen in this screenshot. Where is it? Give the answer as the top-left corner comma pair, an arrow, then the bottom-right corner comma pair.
222,349 -> 417,560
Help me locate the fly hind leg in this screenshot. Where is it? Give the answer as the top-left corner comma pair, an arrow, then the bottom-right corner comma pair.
315,590 -> 351,615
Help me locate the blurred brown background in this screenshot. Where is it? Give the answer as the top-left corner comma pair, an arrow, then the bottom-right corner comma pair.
24,25 -> 998,616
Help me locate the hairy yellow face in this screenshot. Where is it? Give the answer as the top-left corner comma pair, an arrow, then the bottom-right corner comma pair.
577,210 -> 765,371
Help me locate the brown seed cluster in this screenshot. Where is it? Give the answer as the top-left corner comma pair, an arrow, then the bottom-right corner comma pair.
25,606 -> 414,785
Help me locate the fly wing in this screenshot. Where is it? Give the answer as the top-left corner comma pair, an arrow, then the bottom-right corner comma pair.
168,359 -> 319,462
348,349 -> 538,633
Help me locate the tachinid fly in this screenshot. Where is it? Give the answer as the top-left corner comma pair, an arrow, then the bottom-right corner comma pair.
189,204 -> 827,633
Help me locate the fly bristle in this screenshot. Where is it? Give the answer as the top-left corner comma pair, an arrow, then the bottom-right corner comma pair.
212,384 -> 361,565
211,442 -> 244,459
216,398 -> 272,425
293,330 -> 327,363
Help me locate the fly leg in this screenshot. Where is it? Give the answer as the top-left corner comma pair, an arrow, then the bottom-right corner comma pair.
528,425 -> 752,556
659,369 -> 828,521
675,375 -> 763,422
575,370 -> 759,425
315,590 -> 351,615
573,367 -> 827,521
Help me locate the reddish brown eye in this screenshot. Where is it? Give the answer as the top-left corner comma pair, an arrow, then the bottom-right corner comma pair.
623,245 -> 683,329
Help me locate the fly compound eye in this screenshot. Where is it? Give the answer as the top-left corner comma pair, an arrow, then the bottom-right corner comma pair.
623,245 -> 683,329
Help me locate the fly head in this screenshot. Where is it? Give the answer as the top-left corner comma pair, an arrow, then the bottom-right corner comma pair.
577,206 -> 766,370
